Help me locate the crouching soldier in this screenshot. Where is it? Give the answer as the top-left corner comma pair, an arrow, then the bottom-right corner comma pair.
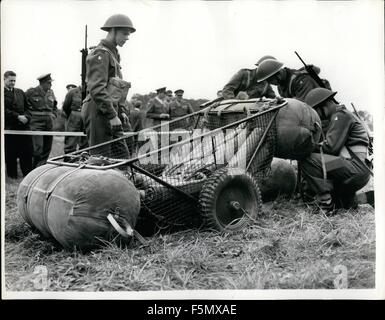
221,56 -> 276,100
300,88 -> 372,213
63,85 -> 88,153
256,59 -> 330,102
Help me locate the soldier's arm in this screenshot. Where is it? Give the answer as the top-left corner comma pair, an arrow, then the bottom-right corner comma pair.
21,90 -> 32,122
87,49 -> 117,119
292,75 -> 319,102
187,103 -> 194,114
24,88 -> 34,108
62,91 -> 73,118
221,70 -> 244,100
50,90 -> 58,118
322,111 -> 352,155
264,84 -> 276,99
146,101 -> 162,119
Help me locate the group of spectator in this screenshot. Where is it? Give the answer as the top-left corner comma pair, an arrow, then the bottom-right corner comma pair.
3,68 -> 197,179
4,71 -> 57,179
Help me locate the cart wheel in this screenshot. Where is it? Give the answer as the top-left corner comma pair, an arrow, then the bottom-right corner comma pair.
199,167 -> 262,232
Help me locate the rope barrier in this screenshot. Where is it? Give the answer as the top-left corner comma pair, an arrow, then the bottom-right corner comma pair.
4,129 -> 197,137
4,130 -> 86,137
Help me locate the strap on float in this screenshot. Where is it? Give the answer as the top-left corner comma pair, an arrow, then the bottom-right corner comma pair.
315,122 -> 327,183
107,214 -> 148,246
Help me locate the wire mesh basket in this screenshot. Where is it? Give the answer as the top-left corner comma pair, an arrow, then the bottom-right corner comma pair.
48,98 -> 286,234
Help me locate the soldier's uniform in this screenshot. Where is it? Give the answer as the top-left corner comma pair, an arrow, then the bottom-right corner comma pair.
25,76 -> 58,168
4,86 -> 33,177
276,68 -> 321,102
62,86 -> 88,153
81,39 -> 130,158
168,90 -> 195,129
222,69 -> 276,100
128,100 -> 144,132
145,89 -> 170,127
300,105 -> 370,209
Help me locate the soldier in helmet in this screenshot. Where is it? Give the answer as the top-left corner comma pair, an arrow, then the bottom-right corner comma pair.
145,87 -> 170,127
62,85 -> 88,153
256,58 -> 330,102
25,73 -> 58,168
168,89 -> 195,129
221,56 -> 276,100
81,14 -> 135,158
300,88 -> 372,213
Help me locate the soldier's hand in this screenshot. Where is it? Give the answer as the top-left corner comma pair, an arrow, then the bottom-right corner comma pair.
109,116 -> 122,128
18,115 -> 28,124
160,113 -> 170,119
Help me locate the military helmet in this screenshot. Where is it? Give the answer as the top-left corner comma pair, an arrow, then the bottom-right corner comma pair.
305,88 -> 337,108
255,55 -> 276,66
256,59 -> 284,82
101,14 -> 136,32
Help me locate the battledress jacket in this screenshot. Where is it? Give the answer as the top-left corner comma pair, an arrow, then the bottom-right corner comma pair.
25,86 -> 58,116
277,68 -> 321,102
316,105 -> 369,156
222,68 -> 276,100
62,87 -> 83,118
84,39 -> 124,120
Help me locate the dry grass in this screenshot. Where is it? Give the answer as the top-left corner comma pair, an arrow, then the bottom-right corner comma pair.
3,175 -> 375,292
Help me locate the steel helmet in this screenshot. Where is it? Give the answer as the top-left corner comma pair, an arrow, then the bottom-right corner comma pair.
256,59 -> 284,82
101,14 -> 136,32
304,88 -> 337,108
255,55 -> 276,66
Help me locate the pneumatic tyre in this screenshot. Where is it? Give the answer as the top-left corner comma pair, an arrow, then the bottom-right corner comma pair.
199,167 -> 262,232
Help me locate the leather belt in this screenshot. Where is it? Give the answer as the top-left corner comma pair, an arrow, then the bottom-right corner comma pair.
30,111 -> 54,116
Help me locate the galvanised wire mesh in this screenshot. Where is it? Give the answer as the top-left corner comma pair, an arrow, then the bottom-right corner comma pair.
48,99 -> 286,234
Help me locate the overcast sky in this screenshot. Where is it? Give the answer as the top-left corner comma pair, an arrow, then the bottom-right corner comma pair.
1,0 -> 384,115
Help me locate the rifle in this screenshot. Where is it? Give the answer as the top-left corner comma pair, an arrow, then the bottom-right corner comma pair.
80,25 -> 88,100
351,102 -> 374,157
294,51 -> 338,104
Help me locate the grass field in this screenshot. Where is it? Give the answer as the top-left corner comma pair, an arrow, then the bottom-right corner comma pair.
3,163 -> 375,292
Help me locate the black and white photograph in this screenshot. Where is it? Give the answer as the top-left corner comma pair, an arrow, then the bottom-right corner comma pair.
1,0 -> 384,301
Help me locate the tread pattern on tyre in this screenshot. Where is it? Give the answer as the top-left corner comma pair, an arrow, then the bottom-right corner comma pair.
198,167 -> 262,232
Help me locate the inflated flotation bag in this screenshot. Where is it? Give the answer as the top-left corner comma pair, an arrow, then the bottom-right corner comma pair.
275,98 -> 322,160
17,164 -> 140,250
260,158 -> 297,202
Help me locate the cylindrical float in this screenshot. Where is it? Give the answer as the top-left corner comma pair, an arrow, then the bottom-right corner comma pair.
17,164 -> 141,250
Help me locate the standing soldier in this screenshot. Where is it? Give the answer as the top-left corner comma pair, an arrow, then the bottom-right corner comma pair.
25,73 -> 58,168
145,87 -> 170,127
4,71 -> 33,178
221,56 -> 276,100
81,14 -> 135,158
168,89 -> 194,129
62,85 -> 88,153
256,58 -> 330,102
300,88 -> 372,213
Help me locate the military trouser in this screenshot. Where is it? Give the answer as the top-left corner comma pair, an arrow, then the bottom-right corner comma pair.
300,152 -> 371,208
5,133 -> 33,178
82,100 -> 129,159
64,111 -> 88,154
29,114 -> 54,168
